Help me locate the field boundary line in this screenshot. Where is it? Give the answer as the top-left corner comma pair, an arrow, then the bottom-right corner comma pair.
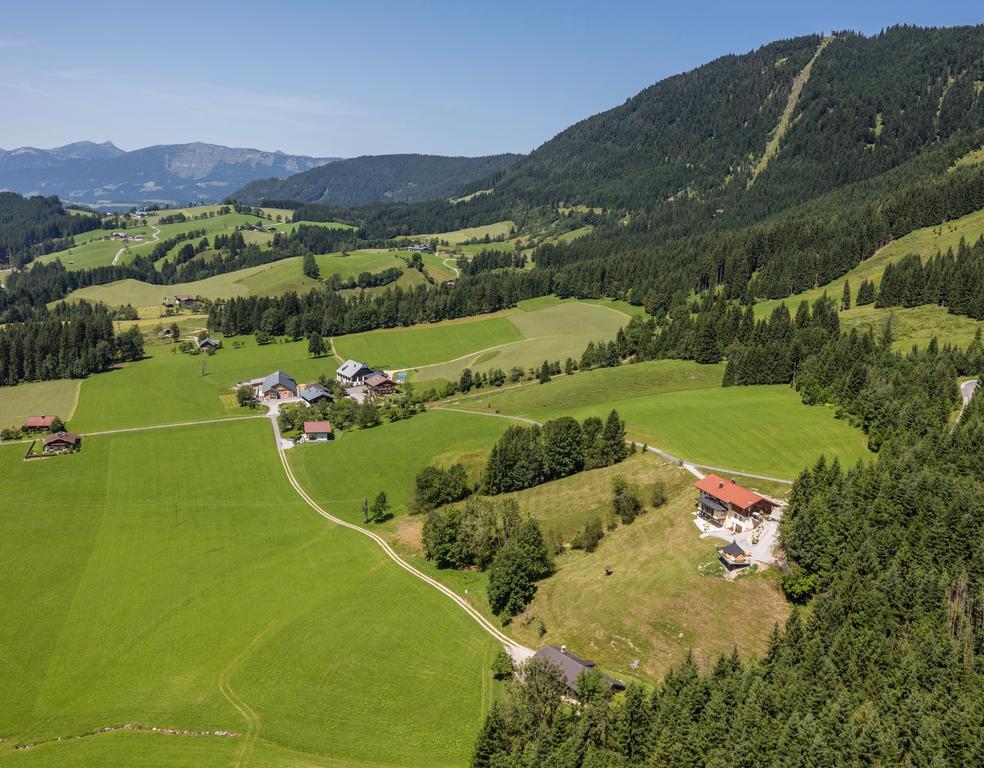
430,406 -> 792,484
269,417 -> 531,661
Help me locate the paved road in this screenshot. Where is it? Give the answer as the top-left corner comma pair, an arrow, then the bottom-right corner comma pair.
432,406 -> 792,484
959,379 -> 979,421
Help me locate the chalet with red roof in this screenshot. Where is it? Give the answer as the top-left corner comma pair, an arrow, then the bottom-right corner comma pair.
693,474 -> 775,533
303,421 -> 333,442
25,415 -> 56,432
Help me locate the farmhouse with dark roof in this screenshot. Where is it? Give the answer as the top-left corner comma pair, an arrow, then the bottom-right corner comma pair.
533,646 -> 625,697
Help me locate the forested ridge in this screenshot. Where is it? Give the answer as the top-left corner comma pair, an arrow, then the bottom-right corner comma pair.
234,153 -> 522,207
0,192 -> 100,267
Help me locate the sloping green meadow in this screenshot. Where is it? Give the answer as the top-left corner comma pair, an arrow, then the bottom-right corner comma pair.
0,420 -> 497,767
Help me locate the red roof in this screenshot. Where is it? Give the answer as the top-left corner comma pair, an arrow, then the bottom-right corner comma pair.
693,474 -> 771,511
364,373 -> 391,387
26,415 -> 55,428
303,421 -> 332,434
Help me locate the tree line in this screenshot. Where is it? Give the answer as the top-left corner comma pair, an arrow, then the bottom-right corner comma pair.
483,411 -> 628,494
0,302 -> 143,386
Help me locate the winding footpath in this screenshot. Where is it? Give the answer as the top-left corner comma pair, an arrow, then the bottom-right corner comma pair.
111,224 -> 160,266
265,409 -> 534,662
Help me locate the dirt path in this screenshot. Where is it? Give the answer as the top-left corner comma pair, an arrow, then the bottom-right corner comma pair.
111,225 -> 160,266
266,409 -> 533,663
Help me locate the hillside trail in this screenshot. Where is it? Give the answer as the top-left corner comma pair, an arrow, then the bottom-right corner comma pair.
111,224 -> 160,266
958,379 -> 979,421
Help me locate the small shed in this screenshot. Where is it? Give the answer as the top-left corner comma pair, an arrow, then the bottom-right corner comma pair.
718,540 -> 751,570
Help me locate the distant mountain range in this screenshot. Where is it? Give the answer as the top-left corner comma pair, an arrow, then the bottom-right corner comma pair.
233,153 -> 523,207
0,141 -> 340,208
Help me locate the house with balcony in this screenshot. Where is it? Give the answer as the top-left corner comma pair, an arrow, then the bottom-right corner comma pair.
694,474 -> 775,533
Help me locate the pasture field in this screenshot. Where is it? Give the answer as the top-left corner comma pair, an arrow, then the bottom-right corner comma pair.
752,207 -> 984,347
333,298 -> 641,378
59,250 -> 415,311
504,457 -> 789,681
0,420 -> 499,767
448,360 -> 871,479
417,301 -> 635,381
412,220 -> 515,244
0,379 -> 81,428
69,335 -> 349,432
287,410 -> 510,523
33,227 -> 154,270
333,315 -> 523,370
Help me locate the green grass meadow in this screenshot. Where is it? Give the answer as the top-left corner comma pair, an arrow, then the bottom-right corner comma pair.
0,420 -> 498,767
449,359 -> 871,479
753,206 -> 984,348
287,410 -> 509,523
0,379 -> 81,428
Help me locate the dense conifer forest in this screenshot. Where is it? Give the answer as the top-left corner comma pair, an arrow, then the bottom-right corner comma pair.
0,192 -> 100,267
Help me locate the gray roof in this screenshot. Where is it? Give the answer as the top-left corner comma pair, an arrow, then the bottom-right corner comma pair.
699,496 -> 727,513
196,335 -> 219,348
261,370 -> 297,394
300,384 -> 332,403
533,646 -> 624,693
337,359 -> 370,378
721,540 -> 747,558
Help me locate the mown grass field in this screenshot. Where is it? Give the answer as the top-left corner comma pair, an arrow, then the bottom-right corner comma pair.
333,299 -> 633,380
0,379 -> 81,429
753,207 -> 984,348
412,221 -> 515,244
288,410 -> 510,523
333,315 -> 523,370
449,360 -> 871,479
0,420 -> 499,767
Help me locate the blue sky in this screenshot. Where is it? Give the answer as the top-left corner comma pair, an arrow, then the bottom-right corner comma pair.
1,1 -> 981,157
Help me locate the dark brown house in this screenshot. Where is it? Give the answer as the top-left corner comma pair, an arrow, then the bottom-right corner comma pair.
43,431 -> 79,454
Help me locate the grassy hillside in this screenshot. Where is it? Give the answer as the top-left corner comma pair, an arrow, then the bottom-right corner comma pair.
288,410 -> 509,523
332,299 -> 633,380
498,454 -> 789,680
59,249 -> 420,313
0,420 -> 498,767
449,360 -> 872,479
752,206 -> 984,348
